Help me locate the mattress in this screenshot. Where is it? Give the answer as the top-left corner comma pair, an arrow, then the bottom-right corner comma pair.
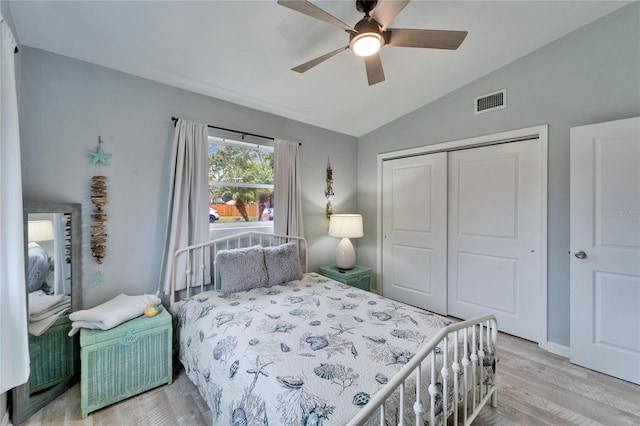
171,273 -> 459,425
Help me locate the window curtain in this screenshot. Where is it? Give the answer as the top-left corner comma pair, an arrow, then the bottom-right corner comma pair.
0,18 -> 29,393
158,119 -> 210,295
273,139 -> 304,238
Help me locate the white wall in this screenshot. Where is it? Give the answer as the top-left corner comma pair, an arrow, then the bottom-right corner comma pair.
18,47 -> 358,309
357,3 -> 640,347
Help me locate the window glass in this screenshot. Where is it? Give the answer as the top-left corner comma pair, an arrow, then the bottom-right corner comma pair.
208,137 -> 274,225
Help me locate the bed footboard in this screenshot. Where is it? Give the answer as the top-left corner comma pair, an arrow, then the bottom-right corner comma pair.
348,314 -> 498,426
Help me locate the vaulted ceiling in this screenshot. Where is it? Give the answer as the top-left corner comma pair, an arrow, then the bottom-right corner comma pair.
8,1 -> 630,136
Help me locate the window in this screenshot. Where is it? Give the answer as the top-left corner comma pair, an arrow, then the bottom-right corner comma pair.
208,136 -> 274,228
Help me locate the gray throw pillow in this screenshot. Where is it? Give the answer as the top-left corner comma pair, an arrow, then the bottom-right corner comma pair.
27,245 -> 50,293
216,245 -> 268,295
263,242 -> 303,286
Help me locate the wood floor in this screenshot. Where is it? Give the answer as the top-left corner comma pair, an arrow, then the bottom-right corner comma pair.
17,332 -> 640,425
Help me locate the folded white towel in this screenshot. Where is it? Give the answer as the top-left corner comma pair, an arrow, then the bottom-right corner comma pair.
68,293 -> 161,336
29,300 -> 70,322
28,291 -> 68,316
28,308 -> 70,336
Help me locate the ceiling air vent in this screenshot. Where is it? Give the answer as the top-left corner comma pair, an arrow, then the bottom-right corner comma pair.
474,89 -> 506,114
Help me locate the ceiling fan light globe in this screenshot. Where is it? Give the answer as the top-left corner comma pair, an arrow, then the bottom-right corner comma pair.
351,33 -> 383,56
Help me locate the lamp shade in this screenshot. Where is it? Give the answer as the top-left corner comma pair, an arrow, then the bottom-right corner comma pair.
328,214 -> 363,238
28,220 -> 54,242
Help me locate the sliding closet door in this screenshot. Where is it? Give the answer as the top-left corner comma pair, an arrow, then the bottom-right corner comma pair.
382,153 -> 447,315
447,140 -> 542,341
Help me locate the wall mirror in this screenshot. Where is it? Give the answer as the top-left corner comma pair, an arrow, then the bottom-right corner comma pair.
11,202 -> 81,424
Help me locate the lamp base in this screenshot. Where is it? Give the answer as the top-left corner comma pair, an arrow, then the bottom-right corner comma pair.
335,237 -> 356,270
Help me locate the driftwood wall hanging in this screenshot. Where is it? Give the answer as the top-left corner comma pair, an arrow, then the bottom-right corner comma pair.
64,213 -> 72,264
324,158 -> 334,218
88,136 -> 112,284
91,176 -> 107,263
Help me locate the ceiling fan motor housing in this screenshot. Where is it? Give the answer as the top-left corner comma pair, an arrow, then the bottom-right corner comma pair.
352,16 -> 382,36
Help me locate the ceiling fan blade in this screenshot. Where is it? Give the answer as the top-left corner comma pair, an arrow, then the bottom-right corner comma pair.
292,46 -> 349,73
386,28 -> 468,49
371,0 -> 410,31
364,52 -> 385,86
278,0 -> 355,32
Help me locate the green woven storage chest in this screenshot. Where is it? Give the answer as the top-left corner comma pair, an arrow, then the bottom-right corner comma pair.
80,307 -> 172,418
29,315 -> 74,393
318,264 -> 372,291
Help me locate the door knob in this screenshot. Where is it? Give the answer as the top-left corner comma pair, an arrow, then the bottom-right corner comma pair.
574,250 -> 587,259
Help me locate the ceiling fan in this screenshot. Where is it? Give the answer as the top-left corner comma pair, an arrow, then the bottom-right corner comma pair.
278,0 -> 468,86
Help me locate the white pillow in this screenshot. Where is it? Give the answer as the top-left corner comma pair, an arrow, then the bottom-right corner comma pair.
263,242 -> 303,286
216,245 -> 268,295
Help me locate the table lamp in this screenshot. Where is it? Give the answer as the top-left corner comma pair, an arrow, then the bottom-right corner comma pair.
28,220 -> 54,243
328,214 -> 363,270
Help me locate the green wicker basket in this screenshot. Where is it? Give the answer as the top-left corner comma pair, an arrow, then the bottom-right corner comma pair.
80,308 -> 172,418
28,315 -> 73,393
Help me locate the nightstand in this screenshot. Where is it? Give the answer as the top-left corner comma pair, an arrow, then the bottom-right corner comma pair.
318,264 -> 372,291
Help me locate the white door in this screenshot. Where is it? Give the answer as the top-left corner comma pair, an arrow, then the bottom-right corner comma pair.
447,141 -> 542,342
570,117 -> 640,385
382,153 -> 448,314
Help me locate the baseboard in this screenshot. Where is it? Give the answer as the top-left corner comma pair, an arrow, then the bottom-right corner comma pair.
544,340 -> 570,358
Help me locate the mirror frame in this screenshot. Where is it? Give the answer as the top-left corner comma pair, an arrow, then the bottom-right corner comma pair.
11,202 -> 82,424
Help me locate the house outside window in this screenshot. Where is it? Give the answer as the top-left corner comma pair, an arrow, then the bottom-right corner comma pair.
208,135 -> 274,234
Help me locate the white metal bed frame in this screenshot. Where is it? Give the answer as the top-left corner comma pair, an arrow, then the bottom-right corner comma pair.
170,232 -> 497,425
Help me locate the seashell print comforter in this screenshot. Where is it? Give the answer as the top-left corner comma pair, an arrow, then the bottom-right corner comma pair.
171,273 -> 492,425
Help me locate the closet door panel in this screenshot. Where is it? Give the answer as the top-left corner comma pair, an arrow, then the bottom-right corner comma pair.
448,140 -> 542,341
457,156 -> 517,238
382,153 -> 447,314
455,251 -> 517,314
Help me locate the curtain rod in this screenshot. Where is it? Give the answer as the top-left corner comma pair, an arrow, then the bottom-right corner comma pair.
172,116 -> 273,141
171,117 -> 301,146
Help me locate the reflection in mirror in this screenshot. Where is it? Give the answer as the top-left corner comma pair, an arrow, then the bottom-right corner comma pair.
27,213 -> 71,296
26,213 -> 72,394
11,202 -> 81,425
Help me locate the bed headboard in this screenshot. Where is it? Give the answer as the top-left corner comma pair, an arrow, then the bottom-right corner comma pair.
170,232 -> 307,305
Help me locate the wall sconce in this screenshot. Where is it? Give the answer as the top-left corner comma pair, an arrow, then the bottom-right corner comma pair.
325,158 -> 334,218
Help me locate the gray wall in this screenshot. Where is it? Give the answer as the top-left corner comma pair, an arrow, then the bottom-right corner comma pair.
357,3 -> 640,347
19,47 -> 358,309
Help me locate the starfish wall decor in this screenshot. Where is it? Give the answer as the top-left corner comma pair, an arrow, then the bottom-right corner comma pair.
89,136 -> 112,165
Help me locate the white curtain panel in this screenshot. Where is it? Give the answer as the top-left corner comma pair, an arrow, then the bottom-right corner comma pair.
0,18 -> 29,393
158,119 -> 210,294
274,139 -> 304,238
